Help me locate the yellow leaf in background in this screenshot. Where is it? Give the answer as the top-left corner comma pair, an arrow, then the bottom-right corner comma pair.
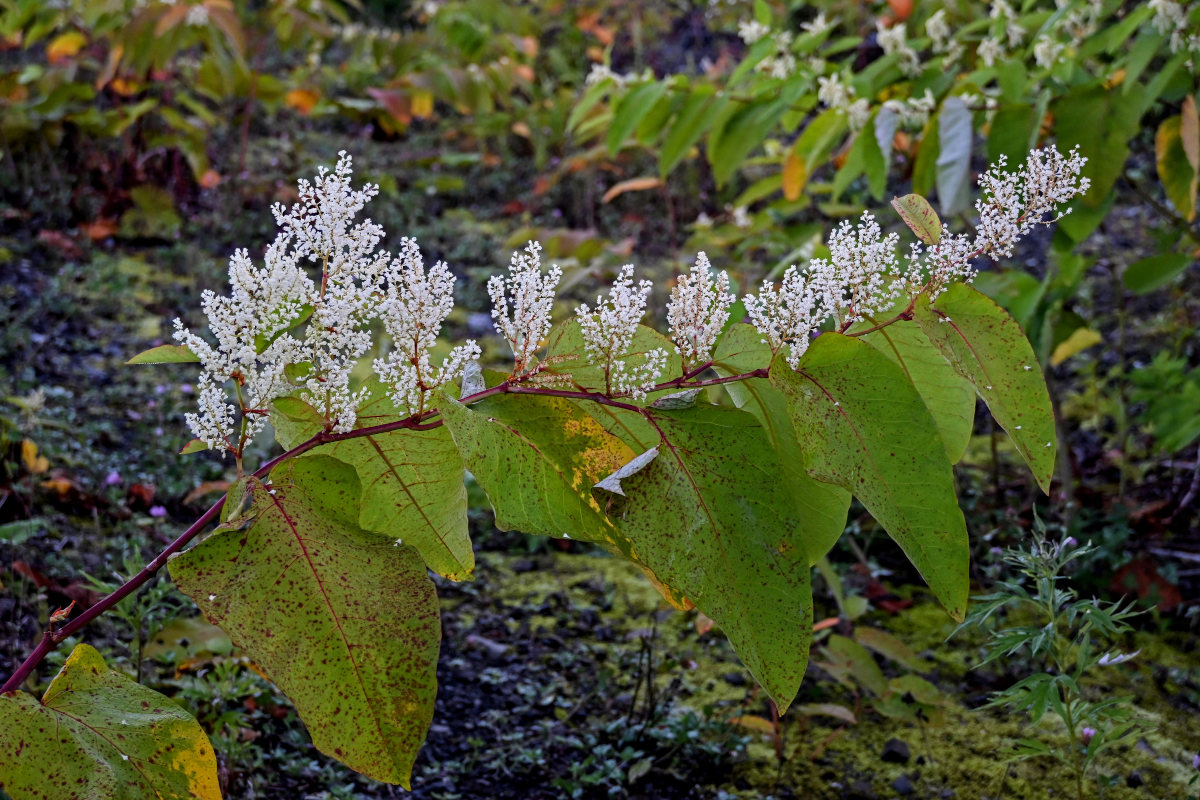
511,120 -> 533,139
729,715 -> 776,735
109,77 -> 140,96
782,150 -> 805,201
411,90 -> 434,119
285,88 -> 320,115
601,176 -> 663,203
20,439 -> 48,474
46,31 -> 86,65
1050,327 -> 1102,366
1182,94 -> 1199,173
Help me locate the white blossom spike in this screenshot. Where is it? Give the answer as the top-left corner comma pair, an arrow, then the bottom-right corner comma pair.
667,252 -> 735,367
488,241 -> 563,375
575,265 -> 664,399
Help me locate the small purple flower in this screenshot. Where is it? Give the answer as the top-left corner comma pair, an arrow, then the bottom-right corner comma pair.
1193,753 -> 1199,770
149,505 -> 167,518
104,471 -> 121,486
1080,727 -> 1096,745
989,547 -> 1003,557
180,383 -> 194,395
1065,536 -> 1078,547
154,384 -> 167,396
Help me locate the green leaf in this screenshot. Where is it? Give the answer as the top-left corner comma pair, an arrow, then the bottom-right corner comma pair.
597,403 -> 816,710
911,114 -> 939,197
712,324 -> 850,562
179,438 -> 209,454
169,456 -> 440,787
770,333 -> 968,620
659,87 -> 725,177
852,316 -> 975,464
708,96 -> 792,187
936,96 -> 973,216
913,284 -> 1056,492
890,194 -> 942,245
0,643 -> 221,800
607,81 -> 668,156
1053,82 -> 1141,206
987,104 -> 1035,168
126,344 -> 199,364
439,393 -> 633,544
1122,253 -> 1195,294
272,390 -> 474,581
786,108 -> 849,199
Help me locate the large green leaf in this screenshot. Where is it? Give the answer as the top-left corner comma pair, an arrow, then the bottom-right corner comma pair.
1053,82 -> 1141,207
707,95 -> 792,187
169,456 -> 440,787
596,403 -> 816,710
770,333 -> 968,620
913,283 -> 1057,492
711,324 -> 850,562
439,393 -> 633,544
658,87 -> 725,177
607,81 -> 668,156
852,317 -> 976,464
272,390 -> 473,581
0,643 -> 220,800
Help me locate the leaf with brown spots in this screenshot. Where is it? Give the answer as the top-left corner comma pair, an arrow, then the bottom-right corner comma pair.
913,283 -> 1057,492
439,393 -> 633,545
770,333 -> 968,622
169,455 -> 439,787
0,643 -> 220,800
595,403 -> 815,712
272,389 -> 474,581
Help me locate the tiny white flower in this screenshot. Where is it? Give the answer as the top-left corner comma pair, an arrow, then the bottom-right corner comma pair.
667,253 -> 735,367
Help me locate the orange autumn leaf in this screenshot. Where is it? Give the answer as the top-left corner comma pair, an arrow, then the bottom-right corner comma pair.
782,150 -> 805,201
21,440 -> 49,474
285,88 -> 320,115
602,176 -> 663,203
46,31 -> 87,65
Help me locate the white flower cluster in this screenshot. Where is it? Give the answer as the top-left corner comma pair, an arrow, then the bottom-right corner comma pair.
745,146 -> 1090,367
989,0 -> 1026,47
1149,0 -> 1199,53
576,266 -> 668,399
667,253 -> 735,367
875,21 -> 921,77
374,239 -> 481,414
974,145 -> 1091,260
488,241 -> 563,374
817,73 -> 870,130
175,152 -> 475,453
926,9 -> 964,63
882,89 -> 936,129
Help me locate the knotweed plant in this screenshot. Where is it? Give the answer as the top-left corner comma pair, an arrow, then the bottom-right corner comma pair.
0,146 -> 1088,796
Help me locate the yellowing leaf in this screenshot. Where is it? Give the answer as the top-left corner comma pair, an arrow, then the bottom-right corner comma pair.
782,150 -> 805,201
46,31 -> 86,65
601,176 -> 662,203
1050,326 -> 1103,366
511,120 -> 532,138
411,90 -> 434,119
891,193 -> 943,244
0,643 -> 221,799
1182,94 -> 1200,173
285,88 -> 320,115
20,439 -> 48,474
